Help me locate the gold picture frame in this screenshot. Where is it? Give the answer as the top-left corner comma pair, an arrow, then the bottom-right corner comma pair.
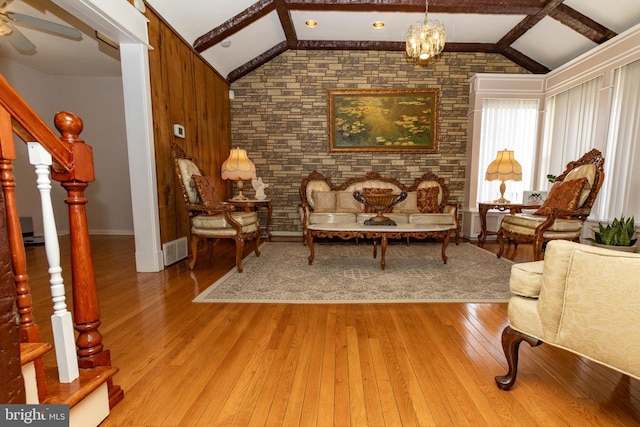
328,88 -> 439,153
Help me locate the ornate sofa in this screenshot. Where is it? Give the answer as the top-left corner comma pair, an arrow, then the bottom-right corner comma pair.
496,240 -> 640,390
299,170 -> 459,242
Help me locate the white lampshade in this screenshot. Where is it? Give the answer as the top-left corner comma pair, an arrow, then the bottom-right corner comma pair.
221,148 -> 256,200
221,148 -> 256,181
485,150 -> 522,182
485,149 -> 522,203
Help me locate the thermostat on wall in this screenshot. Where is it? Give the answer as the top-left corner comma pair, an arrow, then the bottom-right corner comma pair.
173,124 -> 185,138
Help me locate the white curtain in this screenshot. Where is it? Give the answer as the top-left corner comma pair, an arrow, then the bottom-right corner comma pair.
539,76 -> 602,189
477,98 -> 539,204
598,59 -> 640,220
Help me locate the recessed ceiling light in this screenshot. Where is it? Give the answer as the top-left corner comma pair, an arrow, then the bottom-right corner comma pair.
221,38 -> 231,48
372,21 -> 385,29
305,20 -> 318,28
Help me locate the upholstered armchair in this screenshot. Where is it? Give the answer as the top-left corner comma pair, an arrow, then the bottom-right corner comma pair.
172,144 -> 261,272
496,240 -> 640,390
497,149 -> 604,261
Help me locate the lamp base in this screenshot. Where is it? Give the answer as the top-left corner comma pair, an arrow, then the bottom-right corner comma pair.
492,197 -> 510,204
231,192 -> 249,201
492,180 -> 510,204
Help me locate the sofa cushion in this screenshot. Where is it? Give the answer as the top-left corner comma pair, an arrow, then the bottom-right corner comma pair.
177,158 -> 201,204
534,177 -> 588,216
510,261 -> 544,298
408,213 -> 456,226
192,211 -> 258,229
393,191 -> 418,213
564,164 -> 596,207
416,180 -> 444,205
357,213 -> 409,224
309,212 -> 357,225
336,191 -> 362,213
190,174 -> 220,207
417,186 -> 440,213
312,191 -> 336,213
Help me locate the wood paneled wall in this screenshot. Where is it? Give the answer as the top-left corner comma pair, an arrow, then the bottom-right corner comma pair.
145,7 -> 232,245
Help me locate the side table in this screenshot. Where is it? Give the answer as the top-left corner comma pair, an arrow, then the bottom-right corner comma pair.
478,202 -> 539,247
225,199 -> 273,241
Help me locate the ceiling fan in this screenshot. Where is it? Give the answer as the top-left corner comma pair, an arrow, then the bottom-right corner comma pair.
0,0 -> 81,53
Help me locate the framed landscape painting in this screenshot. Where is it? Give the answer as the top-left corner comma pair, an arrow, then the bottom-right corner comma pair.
328,88 -> 439,153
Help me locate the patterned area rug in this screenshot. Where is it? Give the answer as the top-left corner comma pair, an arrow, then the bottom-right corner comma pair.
193,241 -> 514,304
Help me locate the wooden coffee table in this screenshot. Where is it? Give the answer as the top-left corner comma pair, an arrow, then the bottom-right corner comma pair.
306,222 -> 456,270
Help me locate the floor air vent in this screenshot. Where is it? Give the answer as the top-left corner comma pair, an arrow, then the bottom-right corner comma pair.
163,237 -> 188,266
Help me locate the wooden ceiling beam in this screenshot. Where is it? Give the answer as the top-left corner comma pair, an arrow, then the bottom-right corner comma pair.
497,0 -> 564,49
550,4 -> 617,44
228,41 -> 289,82
193,0 -> 274,52
275,0 -> 298,48
286,0 -> 545,14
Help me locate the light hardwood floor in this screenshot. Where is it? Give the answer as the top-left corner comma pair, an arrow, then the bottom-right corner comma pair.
25,236 -> 639,426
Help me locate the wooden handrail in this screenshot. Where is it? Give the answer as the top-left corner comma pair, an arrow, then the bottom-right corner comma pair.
0,75 -> 122,407
0,74 -> 72,171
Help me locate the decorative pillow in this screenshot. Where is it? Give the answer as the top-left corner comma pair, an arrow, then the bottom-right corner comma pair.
416,186 -> 441,213
312,191 -> 336,213
336,191 -> 362,213
534,177 -> 589,216
393,191 -> 418,213
362,187 -> 393,213
190,174 -> 220,207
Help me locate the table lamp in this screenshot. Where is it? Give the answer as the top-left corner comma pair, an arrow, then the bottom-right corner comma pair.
221,148 -> 256,200
485,149 -> 522,204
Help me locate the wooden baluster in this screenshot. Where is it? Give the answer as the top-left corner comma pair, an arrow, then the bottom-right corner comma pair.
51,112 -> 123,406
28,142 -> 79,383
0,162 -> 26,404
0,105 -> 47,401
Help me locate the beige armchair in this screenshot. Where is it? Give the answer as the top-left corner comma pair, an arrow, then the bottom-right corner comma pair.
495,240 -> 640,390
497,149 -> 605,261
172,144 -> 260,272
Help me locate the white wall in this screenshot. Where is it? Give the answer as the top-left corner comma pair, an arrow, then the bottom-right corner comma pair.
0,59 -> 133,236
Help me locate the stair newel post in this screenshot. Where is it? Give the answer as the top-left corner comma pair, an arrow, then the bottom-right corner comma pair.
52,112 -> 124,407
28,142 -> 80,383
50,112 -> 106,366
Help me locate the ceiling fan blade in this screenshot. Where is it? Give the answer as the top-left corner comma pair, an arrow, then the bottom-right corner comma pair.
5,25 -> 36,53
6,12 -> 81,39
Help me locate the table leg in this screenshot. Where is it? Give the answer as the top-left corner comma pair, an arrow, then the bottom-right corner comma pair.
441,233 -> 450,264
380,236 -> 388,270
307,232 -> 315,265
264,203 -> 273,241
478,204 -> 490,247
373,238 -> 378,259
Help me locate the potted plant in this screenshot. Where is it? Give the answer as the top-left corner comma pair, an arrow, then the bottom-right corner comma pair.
587,216 -> 637,252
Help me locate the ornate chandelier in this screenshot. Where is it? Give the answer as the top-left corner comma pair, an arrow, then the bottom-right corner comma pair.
405,0 -> 446,61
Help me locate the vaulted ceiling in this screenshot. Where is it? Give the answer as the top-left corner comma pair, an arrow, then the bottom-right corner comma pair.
0,1 -> 639,80
146,0 -> 640,82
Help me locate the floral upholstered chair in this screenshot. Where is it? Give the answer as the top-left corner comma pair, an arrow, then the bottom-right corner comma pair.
496,149 -> 605,261
172,143 -> 260,272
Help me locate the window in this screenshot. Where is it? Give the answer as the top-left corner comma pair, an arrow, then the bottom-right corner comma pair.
538,76 -> 602,189
600,59 -> 640,220
476,98 -> 539,204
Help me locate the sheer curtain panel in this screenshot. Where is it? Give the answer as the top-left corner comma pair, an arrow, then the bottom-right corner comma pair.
600,59 -> 640,220
477,98 -> 538,204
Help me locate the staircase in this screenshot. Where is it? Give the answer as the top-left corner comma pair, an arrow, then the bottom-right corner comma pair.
0,74 -> 122,424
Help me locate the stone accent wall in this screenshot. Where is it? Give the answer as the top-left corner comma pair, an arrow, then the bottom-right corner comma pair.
231,50 -> 528,233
